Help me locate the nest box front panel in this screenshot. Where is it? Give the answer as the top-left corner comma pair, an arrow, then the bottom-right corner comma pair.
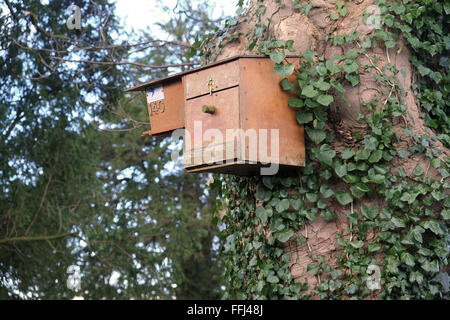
184,86 -> 240,168
184,60 -> 240,99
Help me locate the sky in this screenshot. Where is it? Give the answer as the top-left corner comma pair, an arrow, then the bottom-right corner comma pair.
115,0 -> 237,36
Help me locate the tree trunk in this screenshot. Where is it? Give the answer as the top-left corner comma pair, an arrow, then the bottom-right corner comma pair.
208,0 -> 449,299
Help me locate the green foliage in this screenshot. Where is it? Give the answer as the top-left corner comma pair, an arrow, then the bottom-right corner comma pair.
0,0 -> 223,299
210,0 -> 449,300
375,0 -> 450,143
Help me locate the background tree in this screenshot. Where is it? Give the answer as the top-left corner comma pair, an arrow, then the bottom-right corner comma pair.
0,0 -> 224,299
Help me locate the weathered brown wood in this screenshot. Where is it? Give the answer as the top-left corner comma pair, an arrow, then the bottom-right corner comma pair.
127,55 -> 305,175
184,59 -> 240,99
239,58 -> 305,167
183,57 -> 305,174
146,79 -> 184,136
184,87 -> 240,167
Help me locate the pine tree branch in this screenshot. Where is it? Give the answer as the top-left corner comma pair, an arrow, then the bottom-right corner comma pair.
0,233 -> 76,244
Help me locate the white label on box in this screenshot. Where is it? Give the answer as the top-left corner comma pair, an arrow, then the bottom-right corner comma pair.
146,86 -> 164,103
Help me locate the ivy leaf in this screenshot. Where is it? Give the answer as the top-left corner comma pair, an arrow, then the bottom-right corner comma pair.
421,260 -> 439,273
401,252 -> 415,267
305,209 -> 318,221
267,274 -> 279,283
361,204 -> 378,220
355,149 -> 371,161
302,49 -> 315,63
367,173 -> 385,184
349,240 -> 364,249
281,78 -> 297,92
343,61 -> 359,73
368,243 -> 381,253
330,11 -> 339,20
305,192 -> 319,203
346,212 -> 358,225
341,148 -> 355,160
314,79 -> 331,91
322,209 -> 337,220
320,184 -> 334,198
317,199 -> 327,209
270,50 -> 286,64
301,85 -> 318,98
345,73 -> 360,86
280,177 -> 293,187
336,191 -> 353,206
274,62 -> 295,78
409,271 -> 424,284
305,127 -> 326,144
288,98 -> 304,108
296,110 -> 313,124
316,64 -> 328,76
263,176 -> 274,190
285,39 -> 296,52
417,64 -> 431,76
277,229 -> 294,243
256,206 -> 267,223
343,174 -> 359,184
441,209 -> 450,220
326,55 -> 342,74
350,183 -> 370,199
291,198 -> 303,210
317,94 -> 334,106
331,269 -> 343,280
368,150 -> 383,163
422,220 -> 444,236
373,164 -> 390,175
400,192 -> 419,204
317,144 -> 336,166
430,158 -> 441,169
307,264 -> 320,275
350,185 -> 364,198
276,198 -> 290,213
414,165 -> 424,177
346,50 -> 358,59
398,149 -> 408,159
391,217 -> 406,228
364,136 -> 378,150
411,226 -> 424,244
334,163 -> 347,178
255,184 -> 270,200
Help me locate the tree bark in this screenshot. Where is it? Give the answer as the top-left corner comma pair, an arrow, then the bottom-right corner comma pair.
209,0 -> 449,297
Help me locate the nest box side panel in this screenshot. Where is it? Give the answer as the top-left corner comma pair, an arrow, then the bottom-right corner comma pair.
147,79 -> 184,136
239,58 -> 305,167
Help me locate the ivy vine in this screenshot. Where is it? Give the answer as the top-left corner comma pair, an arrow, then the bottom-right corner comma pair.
205,0 -> 449,300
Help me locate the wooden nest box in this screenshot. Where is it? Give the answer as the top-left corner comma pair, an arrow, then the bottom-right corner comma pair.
126,56 -> 305,175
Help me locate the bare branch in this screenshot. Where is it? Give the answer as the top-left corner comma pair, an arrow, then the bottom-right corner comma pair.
24,173 -> 53,236
48,56 -> 198,69
13,38 -> 191,55
0,233 -> 76,245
